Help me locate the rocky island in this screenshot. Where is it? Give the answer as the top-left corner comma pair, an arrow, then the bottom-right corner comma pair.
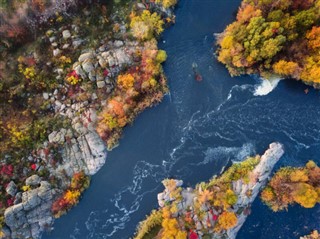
134,143 -> 284,239
261,160 -> 320,211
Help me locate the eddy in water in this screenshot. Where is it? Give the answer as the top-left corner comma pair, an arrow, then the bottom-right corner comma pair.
192,62 -> 203,81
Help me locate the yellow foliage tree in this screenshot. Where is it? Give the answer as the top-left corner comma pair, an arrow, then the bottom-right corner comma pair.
161,218 -> 186,239
273,60 -> 299,76
130,10 -> 164,40
220,35 -> 234,49
156,50 -> 167,63
7,124 -> 31,147
306,160 -> 317,169
170,203 -> 179,214
290,169 -> 309,182
176,231 -> 187,239
261,186 -> 275,202
64,190 -> 81,205
215,211 -> 238,232
163,179 -> 178,192
300,57 -> 320,83
100,112 -> 119,130
293,183 -> 318,208
22,185 -> 31,192
162,206 -> 172,219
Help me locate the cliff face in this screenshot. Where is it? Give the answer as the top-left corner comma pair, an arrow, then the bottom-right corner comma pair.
135,143 -> 284,239
226,142 -> 284,239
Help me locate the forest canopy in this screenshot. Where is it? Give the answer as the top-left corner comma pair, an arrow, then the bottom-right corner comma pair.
217,0 -> 320,86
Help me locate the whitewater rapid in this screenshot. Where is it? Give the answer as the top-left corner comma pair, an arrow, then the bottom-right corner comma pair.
254,78 -> 282,96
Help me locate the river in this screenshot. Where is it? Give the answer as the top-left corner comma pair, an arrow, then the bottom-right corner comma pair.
45,0 -> 320,238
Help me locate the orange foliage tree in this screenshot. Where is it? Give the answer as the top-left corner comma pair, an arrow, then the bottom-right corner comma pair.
117,73 -> 135,90
306,26 -> 320,49
236,4 -> 262,23
51,171 -> 90,217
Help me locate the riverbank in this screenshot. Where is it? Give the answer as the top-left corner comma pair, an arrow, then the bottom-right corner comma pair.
0,1 -> 177,238
216,0 -> 320,88
40,0 -> 320,238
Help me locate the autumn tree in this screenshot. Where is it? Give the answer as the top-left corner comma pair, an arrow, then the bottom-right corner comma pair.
130,10 -> 164,41
261,161 -> 320,211
273,60 -> 300,77
161,218 -> 187,239
290,169 -> 309,182
236,4 -> 261,23
52,172 -> 90,217
117,73 -> 135,90
292,183 -> 318,208
197,189 -> 214,204
214,211 -> 238,232
306,26 -> 320,49
156,50 -> 167,63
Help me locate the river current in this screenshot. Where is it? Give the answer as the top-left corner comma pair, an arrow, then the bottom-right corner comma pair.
45,0 -> 320,238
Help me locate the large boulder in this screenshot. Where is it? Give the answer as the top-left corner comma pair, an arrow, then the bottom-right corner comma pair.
82,59 -> 95,73
78,52 -> 94,63
26,175 -> 41,186
4,181 -> 57,239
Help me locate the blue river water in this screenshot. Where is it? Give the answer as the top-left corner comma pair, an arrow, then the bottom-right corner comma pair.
45,0 -> 320,238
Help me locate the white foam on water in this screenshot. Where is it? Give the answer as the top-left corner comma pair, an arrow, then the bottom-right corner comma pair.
253,78 -> 282,96
197,143 -> 255,166
216,84 -> 252,111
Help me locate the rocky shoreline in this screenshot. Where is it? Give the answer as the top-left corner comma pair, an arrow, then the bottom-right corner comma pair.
224,142 -> 284,239
0,1 -> 177,238
134,143 -> 284,239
